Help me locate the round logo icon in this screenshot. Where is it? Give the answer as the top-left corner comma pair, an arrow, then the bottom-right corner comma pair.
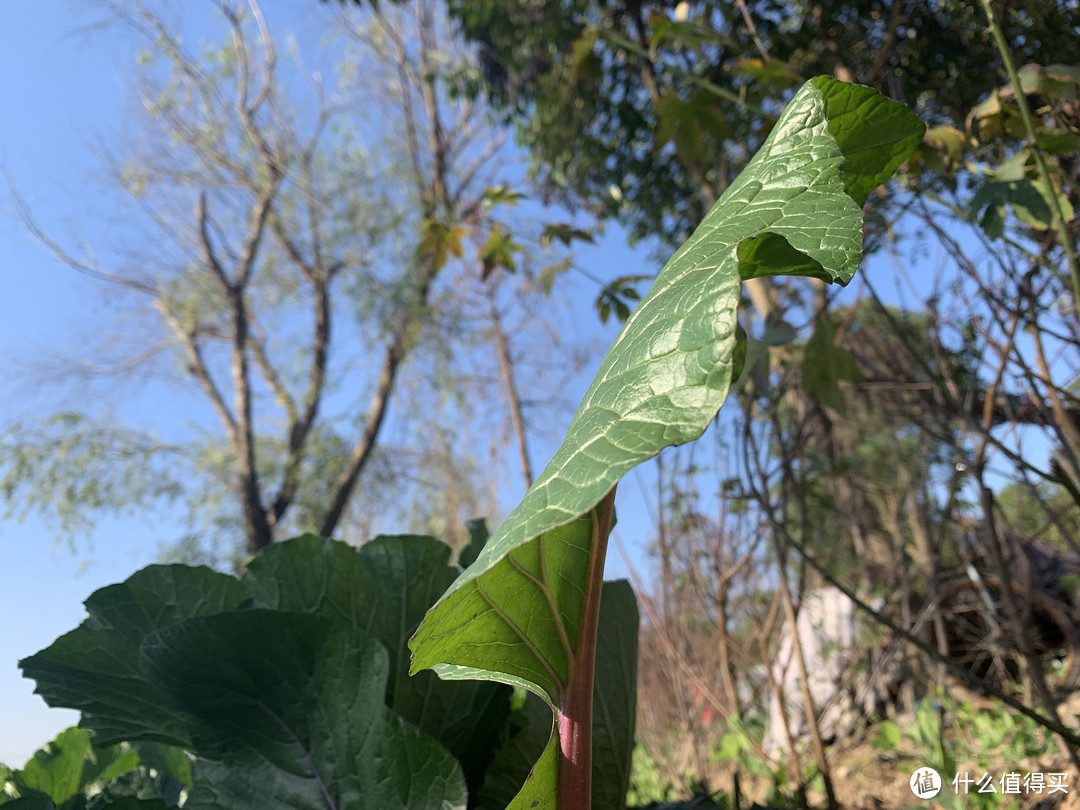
910,767 -> 942,799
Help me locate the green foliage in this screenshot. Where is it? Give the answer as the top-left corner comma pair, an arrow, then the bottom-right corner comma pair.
146,611 -> 466,810
441,0 -> 1072,246
20,51 -> 921,809
995,480 -> 1080,552
871,694 -> 1057,810
968,157 -> 1075,239
910,57 -> 1079,259
800,318 -> 862,414
0,727 -> 185,810
539,223 -> 594,249
595,275 -> 650,324
712,717 -> 774,783
0,415 -> 184,542
624,745 -> 675,807
711,716 -> 807,808
479,224 -> 521,279
19,534 -> 638,809
418,219 -> 468,271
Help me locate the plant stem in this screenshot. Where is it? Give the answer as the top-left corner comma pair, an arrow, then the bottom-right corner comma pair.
557,485 -> 617,810
976,0 -> 1080,312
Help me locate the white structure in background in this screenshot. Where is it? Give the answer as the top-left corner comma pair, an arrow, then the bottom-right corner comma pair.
764,587 -> 901,757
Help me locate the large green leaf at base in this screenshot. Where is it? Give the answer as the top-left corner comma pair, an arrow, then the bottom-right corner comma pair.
411,76 -> 921,807
18,536 -> 501,808
139,610 -> 467,810
239,534 -> 510,796
19,566 -> 247,747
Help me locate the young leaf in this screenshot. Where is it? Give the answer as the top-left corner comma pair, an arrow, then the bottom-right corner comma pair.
413,512 -> 599,704
480,225 -> 521,279
411,77 -> 922,808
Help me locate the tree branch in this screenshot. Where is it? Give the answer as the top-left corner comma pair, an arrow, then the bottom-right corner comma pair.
155,301 -> 237,443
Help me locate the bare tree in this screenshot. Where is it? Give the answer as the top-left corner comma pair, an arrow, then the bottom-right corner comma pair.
1,0 -> 550,562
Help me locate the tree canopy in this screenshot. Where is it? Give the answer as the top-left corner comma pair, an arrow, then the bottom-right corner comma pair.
431,0 -> 1080,247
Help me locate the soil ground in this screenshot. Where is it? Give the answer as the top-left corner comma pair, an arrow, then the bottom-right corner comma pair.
706,691 -> 1080,809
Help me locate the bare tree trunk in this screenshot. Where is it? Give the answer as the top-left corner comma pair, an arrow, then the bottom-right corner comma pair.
488,287 -> 533,489
319,0 -> 466,538
775,563 -> 840,810
320,328 -> 408,538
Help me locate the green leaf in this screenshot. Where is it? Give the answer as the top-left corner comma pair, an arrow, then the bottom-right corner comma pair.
1035,128 -> 1080,156
139,610 -> 467,810
483,184 -> 526,207
1016,63 -> 1080,101
239,534 -> 509,797
537,258 -> 572,294
653,90 -> 731,167
731,57 -> 804,89
595,275 -> 650,324
418,219 -> 467,271
472,582 -> 638,810
129,742 -> 192,802
416,75 -> 913,633
19,535 -> 504,806
414,511 -> 597,703
411,78 -> 919,808
19,566 -> 247,747
473,693 -> 553,810
924,125 -> 969,162
801,318 -> 862,413
7,728 -> 92,807
871,720 -> 902,751
589,581 -> 638,810
479,225 -> 520,279
2,728 -> 163,810
969,178 -> 1072,233
458,517 -> 490,569
540,223 -> 595,248
809,76 -> 925,206
736,231 -> 829,282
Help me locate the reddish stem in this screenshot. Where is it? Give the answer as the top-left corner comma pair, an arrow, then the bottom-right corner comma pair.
557,485 -> 617,810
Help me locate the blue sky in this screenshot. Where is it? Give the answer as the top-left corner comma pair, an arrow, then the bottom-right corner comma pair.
1,4 -> 146,766
0,2 -> 658,767
0,3 -> 178,766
